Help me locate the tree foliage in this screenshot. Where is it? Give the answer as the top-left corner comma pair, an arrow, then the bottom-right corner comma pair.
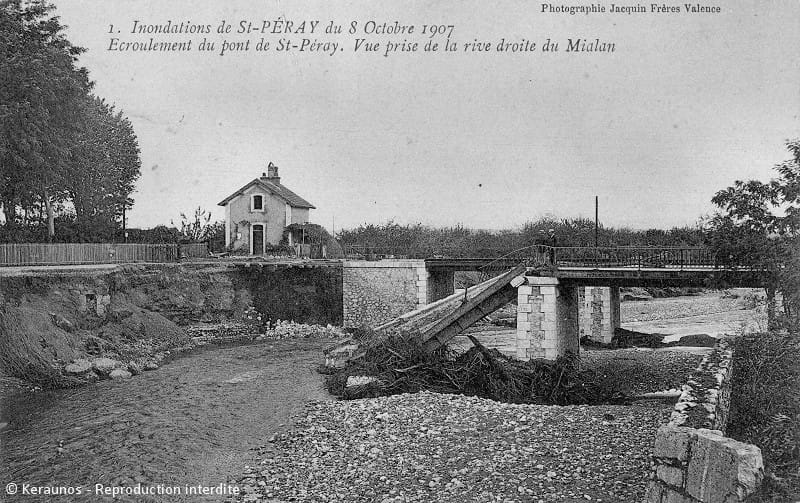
0,0 -> 140,242
175,207 -> 217,242
337,217 -> 704,258
65,96 -> 141,236
706,139 -> 800,328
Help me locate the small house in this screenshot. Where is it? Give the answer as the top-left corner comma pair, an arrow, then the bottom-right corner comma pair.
217,163 -> 315,254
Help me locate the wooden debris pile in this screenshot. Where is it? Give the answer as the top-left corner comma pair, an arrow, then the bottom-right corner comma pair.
324,332 -> 624,405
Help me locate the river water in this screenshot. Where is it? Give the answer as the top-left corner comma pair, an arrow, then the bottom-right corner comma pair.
0,339 -> 332,502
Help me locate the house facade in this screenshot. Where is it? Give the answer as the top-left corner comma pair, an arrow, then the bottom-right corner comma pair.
217,163 -> 315,254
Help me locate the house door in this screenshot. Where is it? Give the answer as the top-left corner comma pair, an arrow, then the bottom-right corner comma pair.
251,224 -> 264,255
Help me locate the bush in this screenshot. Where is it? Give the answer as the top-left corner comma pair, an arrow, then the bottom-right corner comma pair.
336,218 -> 705,258
728,331 -> 800,499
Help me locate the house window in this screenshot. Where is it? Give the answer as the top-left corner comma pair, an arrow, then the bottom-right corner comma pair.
251,194 -> 264,211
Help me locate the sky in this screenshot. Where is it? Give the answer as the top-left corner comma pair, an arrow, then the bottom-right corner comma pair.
52,0 -> 800,233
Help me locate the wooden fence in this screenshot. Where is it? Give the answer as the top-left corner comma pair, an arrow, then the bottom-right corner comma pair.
0,242 -> 208,266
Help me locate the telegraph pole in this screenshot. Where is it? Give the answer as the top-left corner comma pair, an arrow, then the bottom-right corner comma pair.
594,196 -> 599,247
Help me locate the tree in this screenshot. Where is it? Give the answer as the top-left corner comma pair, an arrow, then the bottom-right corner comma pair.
0,0 -> 92,240
64,96 -> 141,239
707,139 -> 800,328
175,207 -> 214,242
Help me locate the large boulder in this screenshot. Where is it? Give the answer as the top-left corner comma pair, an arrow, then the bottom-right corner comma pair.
64,359 -> 91,375
50,313 -> 75,332
346,376 -> 381,388
127,361 -> 143,375
109,368 -> 132,380
686,430 -> 764,502
91,357 -> 122,375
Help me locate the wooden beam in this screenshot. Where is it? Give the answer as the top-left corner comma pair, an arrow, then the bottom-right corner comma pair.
418,264 -> 525,347
422,284 -> 518,352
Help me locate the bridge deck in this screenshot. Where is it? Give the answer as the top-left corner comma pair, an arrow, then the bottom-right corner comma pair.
545,267 -> 764,288
425,259 -> 764,287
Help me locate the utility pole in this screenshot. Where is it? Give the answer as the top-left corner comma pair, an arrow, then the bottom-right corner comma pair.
594,196 -> 599,247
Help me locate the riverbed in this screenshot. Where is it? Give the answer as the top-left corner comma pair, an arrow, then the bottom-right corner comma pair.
0,291 -> 760,502
454,289 -> 761,354
0,339 -> 333,502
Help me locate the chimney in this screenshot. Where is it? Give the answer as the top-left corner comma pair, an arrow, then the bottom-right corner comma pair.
266,162 -> 280,184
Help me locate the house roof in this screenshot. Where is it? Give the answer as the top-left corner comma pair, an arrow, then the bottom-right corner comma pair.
217,177 -> 316,209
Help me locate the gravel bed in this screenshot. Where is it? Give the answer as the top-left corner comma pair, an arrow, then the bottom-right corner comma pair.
621,294 -> 745,323
234,392 -> 671,502
581,349 -> 704,395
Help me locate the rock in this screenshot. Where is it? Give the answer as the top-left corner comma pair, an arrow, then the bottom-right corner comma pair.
92,357 -> 122,375
654,425 -> 693,462
109,368 -> 132,379
50,313 -> 75,332
686,430 -> 763,502
64,359 -> 91,375
127,361 -> 143,375
144,361 -> 159,371
656,465 -> 684,488
346,376 -> 381,388
84,371 -> 100,382
96,294 -> 111,317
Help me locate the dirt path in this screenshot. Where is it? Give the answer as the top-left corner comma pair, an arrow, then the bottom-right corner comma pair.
0,339 -> 333,502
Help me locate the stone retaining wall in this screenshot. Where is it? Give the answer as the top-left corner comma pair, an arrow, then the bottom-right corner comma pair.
644,341 -> 763,503
342,260 -> 428,328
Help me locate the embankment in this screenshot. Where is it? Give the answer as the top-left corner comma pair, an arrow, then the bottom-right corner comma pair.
0,262 -> 343,386
644,340 -> 764,503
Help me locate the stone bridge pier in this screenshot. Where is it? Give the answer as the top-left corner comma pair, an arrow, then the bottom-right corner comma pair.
578,286 -> 621,345
516,278 -> 621,361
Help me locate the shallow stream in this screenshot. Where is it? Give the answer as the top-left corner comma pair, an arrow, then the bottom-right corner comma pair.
0,339 -> 332,502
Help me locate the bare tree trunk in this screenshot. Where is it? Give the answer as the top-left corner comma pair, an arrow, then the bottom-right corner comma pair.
43,189 -> 54,242
766,286 -> 776,331
1,200 -> 16,230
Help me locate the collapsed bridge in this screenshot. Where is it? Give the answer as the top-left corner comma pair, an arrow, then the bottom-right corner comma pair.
334,245 -> 766,365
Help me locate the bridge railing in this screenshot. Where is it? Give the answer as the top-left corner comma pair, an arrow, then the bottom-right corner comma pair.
341,243 -> 719,270
551,246 -> 716,269
477,244 -> 551,280
475,245 -> 717,280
